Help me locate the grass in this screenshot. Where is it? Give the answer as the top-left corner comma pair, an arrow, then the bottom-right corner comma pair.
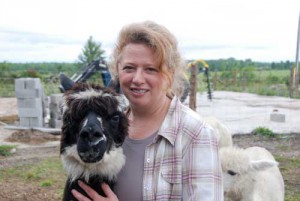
275,155 -> 300,201
0,156 -> 65,182
251,127 -> 276,138
201,69 -> 300,99
0,156 -> 66,199
0,145 -> 16,156
1,154 -> 299,200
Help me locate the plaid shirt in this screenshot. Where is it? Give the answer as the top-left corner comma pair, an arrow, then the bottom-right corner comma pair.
142,96 -> 223,201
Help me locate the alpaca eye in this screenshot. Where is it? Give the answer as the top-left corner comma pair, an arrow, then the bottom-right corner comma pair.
227,170 -> 237,176
111,115 -> 120,123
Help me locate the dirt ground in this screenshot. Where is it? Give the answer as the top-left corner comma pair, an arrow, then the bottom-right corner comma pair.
0,128 -> 300,200
0,96 -> 300,200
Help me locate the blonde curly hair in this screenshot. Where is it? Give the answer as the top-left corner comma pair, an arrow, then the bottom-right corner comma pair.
109,21 -> 186,98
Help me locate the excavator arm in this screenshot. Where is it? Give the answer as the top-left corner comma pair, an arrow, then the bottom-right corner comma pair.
59,59 -> 112,92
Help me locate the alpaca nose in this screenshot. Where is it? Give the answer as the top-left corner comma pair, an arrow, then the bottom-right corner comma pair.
79,126 -> 106,145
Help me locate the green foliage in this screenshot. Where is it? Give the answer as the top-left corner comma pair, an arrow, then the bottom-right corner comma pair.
0,62 -> 11,77
266,74 -> 280,84
19,69 -> 41,78
78,36 -> 105,65
285,192 -> 300,201
0,145 -> 16,156
0,58 -> 298,98
0,157 -> 66,199
239,66 -> 256,82
24,157 -> 64,181
276,156 -> 300,168
252,127 -> 275,138
275,155 -> 300,201
206,58 -> 293,71
40,179 -> 53,187
220,68 -> 235,79
0,157 -> 65,183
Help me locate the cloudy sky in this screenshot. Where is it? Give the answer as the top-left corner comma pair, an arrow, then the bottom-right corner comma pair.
0,0 -> 299,63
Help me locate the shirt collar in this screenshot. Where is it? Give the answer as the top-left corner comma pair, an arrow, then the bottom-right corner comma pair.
156,96 -> 181,146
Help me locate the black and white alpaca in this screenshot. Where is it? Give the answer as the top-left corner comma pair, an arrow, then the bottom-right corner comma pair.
60,82 -> 128,201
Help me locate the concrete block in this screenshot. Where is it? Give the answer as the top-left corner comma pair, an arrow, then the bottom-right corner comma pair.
50,93 -> 63,103
50,103 -> 62,111
19,117 -> 43,127
15,78 -> 43,98
18,108 -> 43,117
25,78 -> 42,89
50,110 -> 62,119
19,117 -> 30,127
15,89 -> 43,98
49,93 -> 63,128
17,98 -> 42,108
30,117 -> 43,127
49,119 -> 62,128
270,112 -> 286,123
14,79 -> 25,90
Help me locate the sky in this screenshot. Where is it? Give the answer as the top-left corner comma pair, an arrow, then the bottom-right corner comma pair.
0,0 -> 299,63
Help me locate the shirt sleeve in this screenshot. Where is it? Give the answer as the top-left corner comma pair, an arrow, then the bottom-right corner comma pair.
182,126 -> 224,201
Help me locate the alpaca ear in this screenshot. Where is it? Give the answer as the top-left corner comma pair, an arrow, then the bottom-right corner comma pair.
250,160 -> 278,171
59,73 -> 75,92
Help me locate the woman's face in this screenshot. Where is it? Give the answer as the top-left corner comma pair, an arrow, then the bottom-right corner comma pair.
118,43 -> 167,110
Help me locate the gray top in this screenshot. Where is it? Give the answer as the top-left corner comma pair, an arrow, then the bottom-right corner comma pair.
114,133 -> 157,201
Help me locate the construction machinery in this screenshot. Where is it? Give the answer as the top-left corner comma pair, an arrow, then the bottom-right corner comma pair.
187,59 -> 213,100
59,59 -> 114,93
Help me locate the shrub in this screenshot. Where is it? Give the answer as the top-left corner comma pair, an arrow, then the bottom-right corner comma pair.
0,145 -> 16,157
252,127 -> 275,138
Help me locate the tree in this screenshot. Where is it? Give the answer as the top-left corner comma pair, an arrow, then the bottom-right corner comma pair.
78,36 -> 105,65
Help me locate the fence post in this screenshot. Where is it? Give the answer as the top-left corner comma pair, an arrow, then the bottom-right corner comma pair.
291,12 -> 300,98
290,67 -> 296,98
213,71 -> 218,90
189,63 -> 198,111
233,69 -> 237,86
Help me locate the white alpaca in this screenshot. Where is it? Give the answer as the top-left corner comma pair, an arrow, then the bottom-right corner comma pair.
220,146 -> 284,201
204,116 -> 233,148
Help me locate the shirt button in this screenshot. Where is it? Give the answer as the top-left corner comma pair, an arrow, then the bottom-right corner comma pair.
144,185 -> 151,190
146,158 -> 150,163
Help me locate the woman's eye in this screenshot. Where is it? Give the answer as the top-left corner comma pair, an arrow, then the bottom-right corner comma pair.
122,66 -> 135,72
146,67 -> 158,73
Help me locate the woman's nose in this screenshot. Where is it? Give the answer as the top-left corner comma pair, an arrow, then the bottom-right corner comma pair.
132,68 -> 145,84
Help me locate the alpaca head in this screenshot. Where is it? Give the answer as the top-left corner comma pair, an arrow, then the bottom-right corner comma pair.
60,83 -> 128,165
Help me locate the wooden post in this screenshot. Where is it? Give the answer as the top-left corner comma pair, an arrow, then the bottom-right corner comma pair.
189,63 -> 198,111
213,70 -> 218,90
233,69 -> 237,86
289,67 -> 294,98
295,12 -> 300,97
291,12 -> 300,98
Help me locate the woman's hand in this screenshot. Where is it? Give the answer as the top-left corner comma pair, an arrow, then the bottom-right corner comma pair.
71,181 -> 119,201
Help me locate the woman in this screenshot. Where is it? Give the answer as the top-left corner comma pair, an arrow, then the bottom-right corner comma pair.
72,21 -> 223,201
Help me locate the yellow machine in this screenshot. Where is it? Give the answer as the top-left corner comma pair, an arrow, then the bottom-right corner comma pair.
187,59 -> 212,100
187,59 -> 209,69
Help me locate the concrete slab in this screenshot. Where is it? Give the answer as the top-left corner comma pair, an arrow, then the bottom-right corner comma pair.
184,91 -> 300,135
